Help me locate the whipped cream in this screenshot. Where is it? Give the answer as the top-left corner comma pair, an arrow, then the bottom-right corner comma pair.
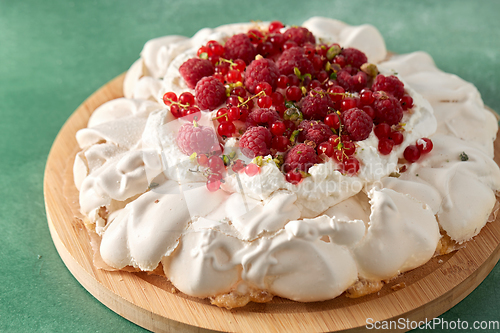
74,17 -> 500,303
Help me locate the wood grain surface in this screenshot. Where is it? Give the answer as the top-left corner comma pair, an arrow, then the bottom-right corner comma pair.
44,74 -> 500,333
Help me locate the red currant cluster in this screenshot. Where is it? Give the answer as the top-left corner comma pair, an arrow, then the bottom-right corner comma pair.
162,91 -> 200,119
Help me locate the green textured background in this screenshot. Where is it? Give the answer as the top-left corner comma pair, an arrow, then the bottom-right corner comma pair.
1,0 -> 499,332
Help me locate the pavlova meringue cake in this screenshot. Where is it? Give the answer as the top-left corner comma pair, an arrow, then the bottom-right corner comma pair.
72,17 -> 500,309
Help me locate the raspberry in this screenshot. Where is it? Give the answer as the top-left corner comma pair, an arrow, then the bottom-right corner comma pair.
301,88 -> 335,119
372,74 -> 405,99
224,33 -> 257,65
179,58 -> 215,89
195,76 -> 226,110
340,48 -> 368,69
282,27 -> 315,46
244,58 -> 280,94
342,108 -> 373,141
372,92 -> 403,125
246,108 -> 280,128
284,143 -> 318,173
176,122 -> 218,155
239,126 -> 272,158
336,67 -> 368,92
298,120 -> 333,146
276,46 -> 315,76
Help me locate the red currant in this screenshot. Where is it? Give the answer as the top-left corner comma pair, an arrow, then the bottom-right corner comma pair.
340,97 -> 358,111
400,95 -> 414,110
277,75 -> 289,89
185,106 -> 201,121
416,138 -> 433,154
226,95 -> 240,107
360,89 -> 375,105
255,82 -> 273,96
218,121 -> 236,137
287,74 -> 300,87
163,92 -> 177,106
270,121 -> 286,136
328,135 -> 340,147
170,104 -> 183,118
343,141 -> 356,156
403,145 -> 421,163
286,170 -> 303,184
286,86 -> 302,101
342,157 -> 360,175
389,131 -> 404,145
227,106 -> 241,121
179,92 -> 195,106
209,43 -> 225,57
374,123 -> 391,139
215,63 -> 230,75
245,163 -> 260,176
257,95 -> 273,108
269,21 -> 284,33
271,136 -> 289,152
328,85 -> 345,102
232,59 -> 246,72
227,70 -> 242,83
197,46 -> 208,57
206,174 -> 221,192
208,156 -> 225,173
197,154 -> 209,167
248,29 -> 264,44
324,113 -> 340,130
216,108 -> 229,122
318,142 -> 334,157
378,139 -> 394,155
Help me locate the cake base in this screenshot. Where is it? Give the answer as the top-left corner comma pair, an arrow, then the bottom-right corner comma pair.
44,73 -> 500,332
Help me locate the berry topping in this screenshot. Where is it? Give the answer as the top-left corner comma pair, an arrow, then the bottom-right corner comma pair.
244,58 -> 280,94
372,92 -> 403,125
176,122 -> 218,156
276,46 -> 315,76
297,120 -> 333,146
195,76 -> 226,110
372,74 -> 405,99
282,26 -> 315,46
301,88 -> 335,119
224,33 -> 257,65
339,48 -> 368,69
239,126 -> 272,158
179,58 -> 215,89
246,108 -> 280,128
284,143 -> 317,173
342,108 -> 373,141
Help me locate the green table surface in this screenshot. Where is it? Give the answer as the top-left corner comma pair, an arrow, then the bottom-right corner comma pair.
1,1 -> 499,332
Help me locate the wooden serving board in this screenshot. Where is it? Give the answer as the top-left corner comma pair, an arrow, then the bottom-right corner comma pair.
44,74 -> 500,333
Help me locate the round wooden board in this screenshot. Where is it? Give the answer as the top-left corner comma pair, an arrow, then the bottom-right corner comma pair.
44,73 -> 500,333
